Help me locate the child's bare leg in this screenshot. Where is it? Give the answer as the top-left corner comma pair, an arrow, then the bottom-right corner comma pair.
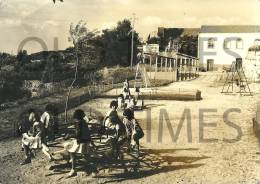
42,144 -> 53,160
68,153 -> 76,176
20,145 -> 31,165
24,145 -> 31,159
71,153 -> 75,170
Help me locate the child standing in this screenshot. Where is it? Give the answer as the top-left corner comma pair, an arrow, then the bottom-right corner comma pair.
41,104 -> 55,143
67,109 -> 93,177
122,79 -> 130,100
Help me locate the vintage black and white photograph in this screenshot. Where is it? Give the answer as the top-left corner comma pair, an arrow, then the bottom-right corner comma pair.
1,0 -> 260,183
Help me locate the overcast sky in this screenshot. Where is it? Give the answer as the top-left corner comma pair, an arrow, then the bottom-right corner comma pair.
0,0 -> 259,53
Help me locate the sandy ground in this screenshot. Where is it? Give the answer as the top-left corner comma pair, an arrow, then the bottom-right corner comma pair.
1,71 -> 260,184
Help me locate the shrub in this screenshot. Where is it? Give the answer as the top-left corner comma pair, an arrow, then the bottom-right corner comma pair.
110,67 -> 135,84
0,71 -> 31,104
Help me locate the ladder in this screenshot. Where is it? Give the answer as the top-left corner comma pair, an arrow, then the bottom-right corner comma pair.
134,62 -> 150,88
221,61 -> 253,96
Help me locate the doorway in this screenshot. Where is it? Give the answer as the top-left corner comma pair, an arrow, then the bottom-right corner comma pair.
207,59 -> 214,71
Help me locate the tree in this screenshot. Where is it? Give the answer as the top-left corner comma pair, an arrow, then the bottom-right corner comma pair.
178,35 -> 198,57
53,0 -> 63,3
0,71 -> 31,104
0,52 -> 16,66
99,19 -> 141,67
41,52 -> 65,83
147,36 -> 161,44
64,20 -> 89,123
155,28 -> 198,56
77,29 -> 101,67
17,50 -> 30,64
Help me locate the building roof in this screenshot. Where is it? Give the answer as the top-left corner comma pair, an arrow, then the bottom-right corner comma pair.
200,25 -> 260,33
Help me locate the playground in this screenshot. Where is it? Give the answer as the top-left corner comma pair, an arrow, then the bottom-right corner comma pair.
1,71 -> 260,184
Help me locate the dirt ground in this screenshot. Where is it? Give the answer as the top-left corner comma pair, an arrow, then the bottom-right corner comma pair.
1,71 -> 260,184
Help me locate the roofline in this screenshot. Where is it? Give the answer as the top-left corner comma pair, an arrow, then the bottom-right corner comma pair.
200,25 -> 260,34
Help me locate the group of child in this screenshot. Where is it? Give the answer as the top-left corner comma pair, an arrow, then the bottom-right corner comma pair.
117,79 -> 141,111
18,79 -> 144,177
19,106 -> 95,177
64,101 -> 144,176
19,104 -> 55,165
103,79 -> 144,160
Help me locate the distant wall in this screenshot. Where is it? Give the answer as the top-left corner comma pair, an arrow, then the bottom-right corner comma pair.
149,71 -> 177,81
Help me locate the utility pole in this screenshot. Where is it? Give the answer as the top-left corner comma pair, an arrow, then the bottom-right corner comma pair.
130,13 -> 137,68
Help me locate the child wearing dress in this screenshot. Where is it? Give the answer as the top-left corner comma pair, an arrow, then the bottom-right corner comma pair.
67,109 -> 93,177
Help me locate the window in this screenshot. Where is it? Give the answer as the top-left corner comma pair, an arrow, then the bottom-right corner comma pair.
208,38 -> 215,49
224,39 -> 231,49
236,38 -> 243,49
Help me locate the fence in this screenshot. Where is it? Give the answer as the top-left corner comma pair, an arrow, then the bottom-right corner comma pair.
0,81 -> 115,140
0,74 -> 182,140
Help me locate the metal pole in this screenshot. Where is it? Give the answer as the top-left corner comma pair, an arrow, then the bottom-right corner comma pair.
155,55 -> 158,80
130,13 -> 137,68
131,28 -> 134,68
149,55 -> 152,79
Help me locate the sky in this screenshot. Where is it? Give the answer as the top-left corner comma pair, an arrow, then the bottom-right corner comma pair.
0,0 -> 260,54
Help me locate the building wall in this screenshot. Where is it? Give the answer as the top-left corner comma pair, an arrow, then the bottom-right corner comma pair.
198,33 -> 260,68
244,51 -> 260,81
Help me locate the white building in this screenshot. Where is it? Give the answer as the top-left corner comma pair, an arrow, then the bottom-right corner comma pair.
143,44 -> 159,54
198,25 -> 260,71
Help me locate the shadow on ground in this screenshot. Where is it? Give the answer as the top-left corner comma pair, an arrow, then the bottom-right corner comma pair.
48,147 -> 209,183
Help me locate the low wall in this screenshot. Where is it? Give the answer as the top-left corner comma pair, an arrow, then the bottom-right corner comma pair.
149,71 -> 177,81
99,89 -> 202,101
148,71 -> 198,82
